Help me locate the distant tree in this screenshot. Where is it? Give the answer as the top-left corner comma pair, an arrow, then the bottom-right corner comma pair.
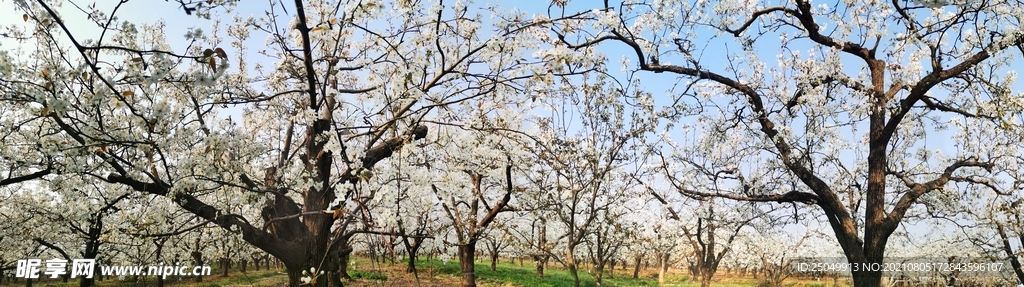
482,228 -> 513,272
380,99 -> 540,287
641,145 -> 788,287
1,178 -> 142,287
515,66 -> 660,287
965,197 -> 1024,285
583,202 -> 630,285
418,128 -> 524,287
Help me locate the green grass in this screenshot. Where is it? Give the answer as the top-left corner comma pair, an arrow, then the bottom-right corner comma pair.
2,257 -> 847,287
403,257 -> 692,287
349,269 -> 389,280
384,257 -> 837,287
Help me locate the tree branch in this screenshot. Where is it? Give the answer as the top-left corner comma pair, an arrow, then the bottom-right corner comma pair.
291,0 -> 320,111
33,238 -> 72,262
0,166 -> 51,187
722,6 -> 799,37
472,156 -> 516,239
104,174 -> 298,260
680,188 -> 820,205
885,157 -> 993,229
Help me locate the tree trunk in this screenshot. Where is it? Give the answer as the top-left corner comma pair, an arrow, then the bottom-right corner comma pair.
658,253 -> 669,286
700,270 -> 712,287
339,246 -> 352,280
285,265 -> 303,287
851,268 -> 883,287
698,256 -> 720,287
327,270 -> 342,287
220,258 -> 230,277
79,238 -> 101,287
293,186 -> 337,287
402,236 -> 422,276
566,249 -> 581,287
191,251 -> 204,283
407,250 -> 418,274
155,241 -> 165,287
385,235 -> 399,265
841,245 -> 883,287
458,243 -> 477,287
594,263 -> 606,287
534,218 -> 547,278
608,259 -> 615,278
489,249 -> 499,272
632,255 -> 642,279
688,260 -> 700,282
534,255 -> 546,278
997,223 -> 1024,285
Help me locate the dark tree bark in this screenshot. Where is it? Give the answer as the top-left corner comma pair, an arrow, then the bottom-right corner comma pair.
0,166 -> 50,188
338,244 -> 352,280
220,258 -> 230,277
153,239 -> 165,287
997,223 -> 1024,285
191,251 -> 204,283
458,244 -> 477,287
402,235 -> 423,275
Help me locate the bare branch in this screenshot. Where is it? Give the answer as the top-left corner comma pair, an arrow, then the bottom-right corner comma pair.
0,166 -> 51,187
103,174 -> 298,260
886,157 -> 994,228
291,0 -> 320,110
680,188 -> 820,205
722,6 -> 799,37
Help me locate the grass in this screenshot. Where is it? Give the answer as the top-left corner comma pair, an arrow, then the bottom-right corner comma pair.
0,257 -> 849,287
351,256 -> 837,287
433,258 -> 675,287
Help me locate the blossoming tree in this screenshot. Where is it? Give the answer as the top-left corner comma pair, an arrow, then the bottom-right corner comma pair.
546,0 -> 1024,286
1,0 -> 564,286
